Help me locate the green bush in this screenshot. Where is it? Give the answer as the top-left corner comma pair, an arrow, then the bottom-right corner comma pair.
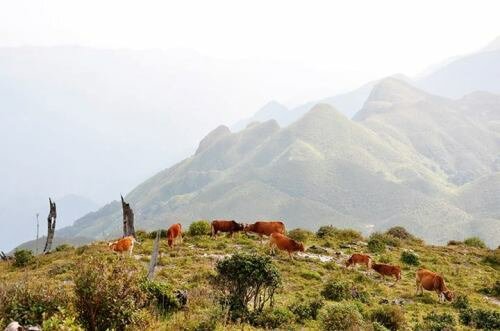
0,279 -> 73,326
249,307 -> 293,329
321,280 -> 351,301
189,220 -> 211,236
134,230 -> 148,242
41,311 -> 83,331
385,226 -> 412,240
452,294 -> 470,310
55,244 -> 74,252
74,255 -> 147,331
460,307 -> 500,329
368,237 -> 386,253
320,302 -> 365,331
288,228 -> 314,242
13,249 -> 34,267
212,253 -> 281,321
371,305 -> 406,331
140,280 -> 181,314
289,298 -> 324,322
463,237 -> 486,248
316,226 -> 362,242
400,250 -> 420,266
421,311 -> 456,331
370,232 -> 401,247
372,321 -> 390,331
148,229 -> 168,239
482,249 -> 500,268
480,280 -> 500,297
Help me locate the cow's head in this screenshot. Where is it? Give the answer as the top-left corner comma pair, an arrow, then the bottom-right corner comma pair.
243,223 -> 252,232
233,221 -> 244,231
443,290 -> 454,302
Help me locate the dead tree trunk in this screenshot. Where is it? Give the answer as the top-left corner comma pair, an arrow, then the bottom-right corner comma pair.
147,230 -> 161,280
121,195 -> 135,238
43,198 -> 56,253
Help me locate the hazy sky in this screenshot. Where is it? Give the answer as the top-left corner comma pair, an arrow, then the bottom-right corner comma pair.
1,0 -> 499,85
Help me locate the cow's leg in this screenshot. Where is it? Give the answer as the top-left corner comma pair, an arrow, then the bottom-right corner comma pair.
288,251 -> 293,260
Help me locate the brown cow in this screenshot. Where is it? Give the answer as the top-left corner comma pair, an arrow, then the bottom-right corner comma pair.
167,223 -> 183,248
109,236 -> 137,256
211,220 -> 244,237
345,253 -> 372,270
269,232 -> 305,259
415,268 -> 454,302
372,263 -> 401,286
244,221 -> 286,243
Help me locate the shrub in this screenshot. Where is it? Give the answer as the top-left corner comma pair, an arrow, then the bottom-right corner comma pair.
320,302 -> 365,331
463,237 -> 486,248
0,279 -> 73,326
370,232 -> 401,247
148,229 -> 168,239
289,298 -> 324,322
480,280 -> 500,297
41,311 -> 83,331
372,321 -> 390,331
249,307 -> 293,329
422,311 -> 456,331
288,228 -> 314,242
212,253 -> 281,321
447,240 -> 463,246
189,220 -> 211,236
55,244 -> 74,252
400,250 -> 420,266
482,249 -> 500,268
452,294 -> 470,310
316,226 -> 362,242
368,237 -> 386,253
460,307 -> 500,329
13,249 -> 34,267
140,280 -> 181,314
371,305 -> 406,331
134,230 -> 148,242
74,255 -> 147,331
321,280 -> 351,301
385,226 -> 412,240
75,245 -> 88,255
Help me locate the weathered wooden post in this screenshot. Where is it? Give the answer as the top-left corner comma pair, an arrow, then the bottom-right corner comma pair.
121,195 -> 135,238
147,230 -> 161,280
43,198 -> 56,253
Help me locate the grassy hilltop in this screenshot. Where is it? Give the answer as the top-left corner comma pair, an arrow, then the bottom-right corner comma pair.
1,224 -> 499,330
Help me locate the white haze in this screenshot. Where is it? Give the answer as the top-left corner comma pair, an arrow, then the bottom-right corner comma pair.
0,0 -> 499,251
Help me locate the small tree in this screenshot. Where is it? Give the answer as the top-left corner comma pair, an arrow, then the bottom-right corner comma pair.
74,255 -> 146,331
13,249 -> 34,267
212,253 -> 281,321
189,220 -> 211,236
463,237 -> 486,248
400,250 -> 420,266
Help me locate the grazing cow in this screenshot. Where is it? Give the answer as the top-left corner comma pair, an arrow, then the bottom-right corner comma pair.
167,223 -> 183,248
415,268 -> 454,302
269,232 -> 305,259
345,253 -> 372,270
109,236 -> 137,256
372,263 -> 401,285
211,220 -> 244,237
244,221 -> 286,243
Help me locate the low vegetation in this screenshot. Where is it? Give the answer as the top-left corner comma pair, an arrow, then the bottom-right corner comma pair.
0,224 -> 498,330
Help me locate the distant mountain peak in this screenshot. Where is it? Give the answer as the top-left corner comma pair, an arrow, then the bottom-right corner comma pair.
354,78 -> 427,120
195,125 -> 231,155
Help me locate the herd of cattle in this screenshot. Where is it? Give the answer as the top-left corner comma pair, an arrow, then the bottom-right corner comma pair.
107,219 -> 454,303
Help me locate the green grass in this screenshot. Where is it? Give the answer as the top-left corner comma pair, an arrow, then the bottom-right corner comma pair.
1,230 -> 499,330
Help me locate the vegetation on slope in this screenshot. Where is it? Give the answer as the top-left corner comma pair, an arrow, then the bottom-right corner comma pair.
1,225 -> 499,330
